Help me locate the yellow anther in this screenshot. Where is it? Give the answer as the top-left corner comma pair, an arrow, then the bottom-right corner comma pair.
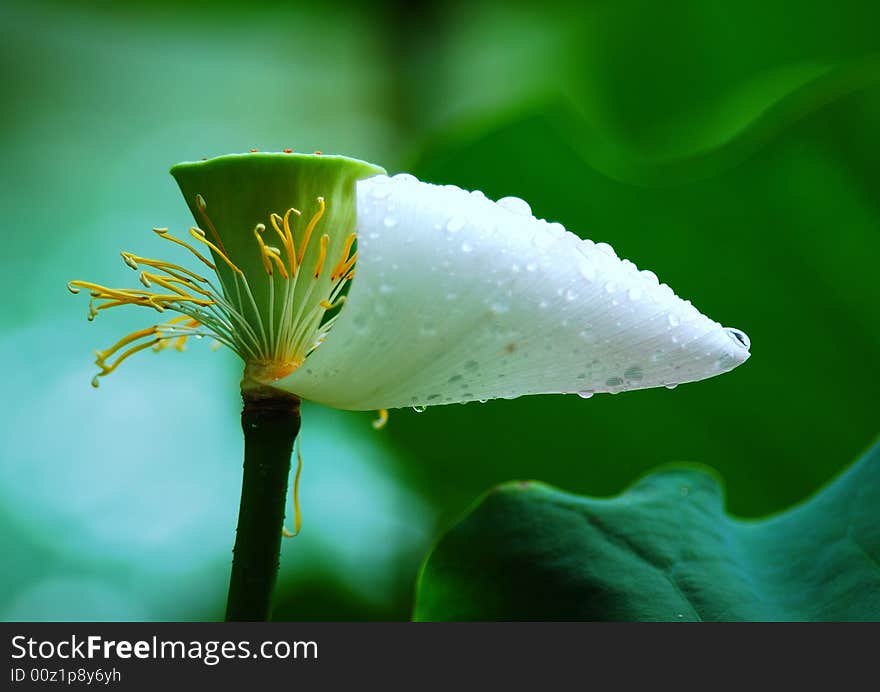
335,252 -> 357,283
331,233 -> 357,280
266,249 -> 289,279
189,227 -> 243,275
313,234 -> 329,278
372,409 -> 389,431
121,252 -> 139,270
319,295 -> 346,310
297,197 -> 325,266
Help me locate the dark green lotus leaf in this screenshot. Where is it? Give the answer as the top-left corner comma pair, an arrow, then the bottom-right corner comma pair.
414,441 -> 880,621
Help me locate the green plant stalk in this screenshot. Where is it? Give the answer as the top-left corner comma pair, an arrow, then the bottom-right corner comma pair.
226,385 -> 301,621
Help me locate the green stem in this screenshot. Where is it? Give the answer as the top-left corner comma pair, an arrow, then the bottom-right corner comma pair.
225,385 -> 301,622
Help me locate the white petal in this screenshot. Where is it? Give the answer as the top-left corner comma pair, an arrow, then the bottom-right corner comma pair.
276,174 -> 750,410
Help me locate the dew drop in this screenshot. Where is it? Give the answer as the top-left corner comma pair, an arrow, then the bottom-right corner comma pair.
604,281 -> 617,294
461,241 -> 473,253
665,384 -> 678,390
667,313 -> 681,327
575,255 -> 596,281
478,399 -> 488,404
596,242 -> 617,258
379,283 -> 393,295
641,269 -> 659,284
446,216 -> 466,233
577,390 -> 594,399
352,313 -> 369,332
526,262 -> 537,272
497,196 -> 531,216
531,232 -> 553,250
392,173 -> 418,183
565,288 -> 578,302
371,184 -> 391,199
627,286 -> 643,301
412,405 -> 426,413
383,216 -> 398,228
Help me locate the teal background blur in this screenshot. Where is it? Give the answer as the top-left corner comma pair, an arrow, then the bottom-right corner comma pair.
1,0 -> 878,620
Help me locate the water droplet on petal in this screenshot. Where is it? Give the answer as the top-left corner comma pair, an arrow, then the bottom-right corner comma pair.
596,242 -> 617,258
526,261 -> 537,272
604,281 -> 617,294
371,184 -> 391,199
665,384 -> 678,390
383,216 -> 398,228
667,313 -> 681,327
531,232 -> 553,249
565,288 -> 578,301
497,196 -> 531,216
627,286 -> 643,301
412,405 -> 426,413
392,173 -> 418,183
461,241 -> 473,253
641,269 -> 659,284
577,390 -> 594,399
446,216 -> 466,233
575,254 -> 596,281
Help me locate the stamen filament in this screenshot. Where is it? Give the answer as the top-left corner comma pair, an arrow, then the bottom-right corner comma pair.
296,197 -> 325,266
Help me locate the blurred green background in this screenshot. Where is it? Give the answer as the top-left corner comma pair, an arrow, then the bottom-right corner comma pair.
1,0 -> 878,621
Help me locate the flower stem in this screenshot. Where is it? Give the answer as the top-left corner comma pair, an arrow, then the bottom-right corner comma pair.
225,384 -> 301,621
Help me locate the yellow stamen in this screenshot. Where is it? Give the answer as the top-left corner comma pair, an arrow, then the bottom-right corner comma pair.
123,252 -> 210,285
91,327 -> 164,386
253,224 -> 273,276
313,234 -> 329,278
140,271 -> 214,298
152,229 -> 217,271
265,247 -> 289,279
296,197 -> 325,266
319,295 -> 346,310
331,233 -> 357,280
335,252 -> 357,282
194,194 -> 229,255
189,227 -> 243,275
270,208 -> 300,275
372,409 -> 389,431
283,441 -> 304,538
